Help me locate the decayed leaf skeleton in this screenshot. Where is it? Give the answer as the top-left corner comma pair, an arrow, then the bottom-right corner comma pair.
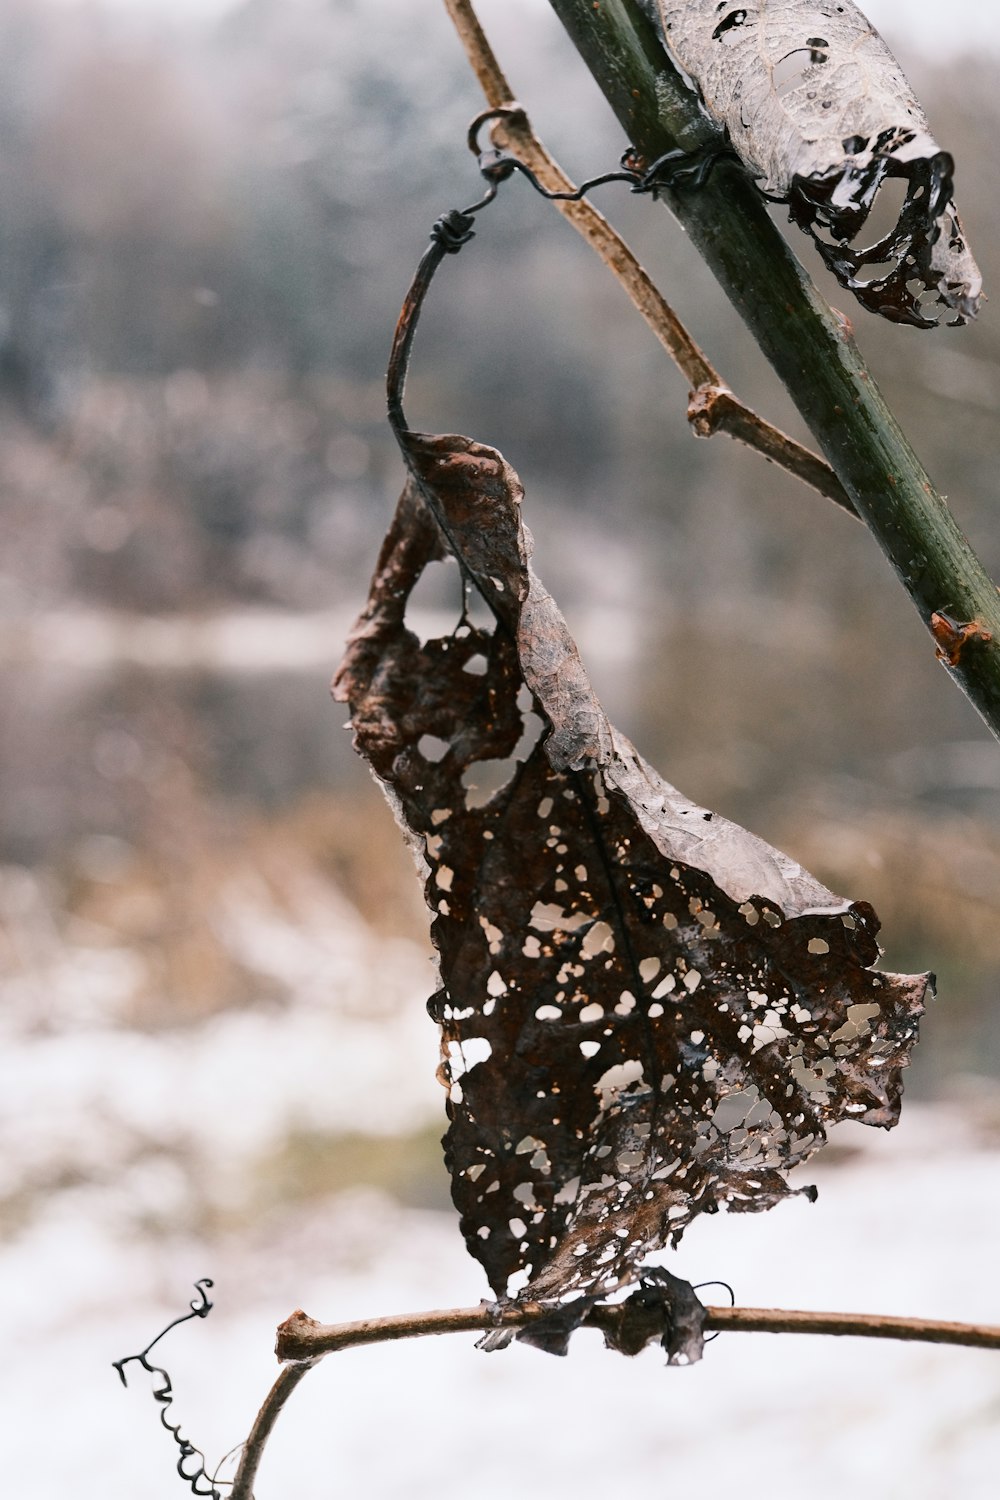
638,0 -> 982,325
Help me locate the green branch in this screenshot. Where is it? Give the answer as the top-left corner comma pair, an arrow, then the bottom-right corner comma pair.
548,0 -> 1000,741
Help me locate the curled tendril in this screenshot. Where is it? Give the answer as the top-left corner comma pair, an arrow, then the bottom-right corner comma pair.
429,209 -> 480,254
467,104 -> 527,157
694,1278 -> 737,1343
113,1279 -> 231,1498
387,109 -> 731,439
466,103 -> 735,203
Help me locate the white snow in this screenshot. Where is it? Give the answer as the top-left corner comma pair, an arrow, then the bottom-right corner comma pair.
4,1114 -> 1000,1500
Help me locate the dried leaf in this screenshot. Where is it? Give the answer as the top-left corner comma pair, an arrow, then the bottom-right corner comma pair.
510,1298 -> 592,1358
334,430 -> 929,1310
638,0 -> 981,326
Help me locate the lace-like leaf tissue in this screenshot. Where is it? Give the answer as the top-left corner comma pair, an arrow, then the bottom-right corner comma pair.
335,429 -> 929,1310
637,0 -> 981,326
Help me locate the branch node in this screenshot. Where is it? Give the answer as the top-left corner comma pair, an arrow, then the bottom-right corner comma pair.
930,610 -> 994,666
687,382 -> 734,438
275,1309 -> 323,1362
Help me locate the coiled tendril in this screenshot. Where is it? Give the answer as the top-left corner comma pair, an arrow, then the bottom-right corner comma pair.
113,1278 -> 234,1497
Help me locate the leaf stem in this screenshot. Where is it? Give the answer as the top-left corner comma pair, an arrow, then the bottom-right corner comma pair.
442,0 -> 856,517
544,0 -> 1000,740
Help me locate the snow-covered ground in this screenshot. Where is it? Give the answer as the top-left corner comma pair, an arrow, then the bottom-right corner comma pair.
3,857 -> 1000,1500
6,1112 -> 1000,1500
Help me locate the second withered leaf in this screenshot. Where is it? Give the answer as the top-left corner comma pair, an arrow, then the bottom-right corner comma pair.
636,0 -> 981,327
334,427 -> 929,1315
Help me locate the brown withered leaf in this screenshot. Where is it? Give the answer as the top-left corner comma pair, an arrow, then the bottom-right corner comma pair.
637,0 -> 981,326
508,1267 -> 707,1363
334,429 -> 929,1311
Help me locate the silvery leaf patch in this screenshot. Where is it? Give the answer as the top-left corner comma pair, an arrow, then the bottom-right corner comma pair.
637,0 -> 981,326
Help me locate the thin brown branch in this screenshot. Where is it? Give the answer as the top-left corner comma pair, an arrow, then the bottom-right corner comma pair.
275,1300 -> 1000,1361
442,0 -> 856,518
227,1298 -> 1000,1495
229,1357 -> 318,1500
705,1306 -> 1000,1349
687,385 -> 853,513
444,0 -> 514,104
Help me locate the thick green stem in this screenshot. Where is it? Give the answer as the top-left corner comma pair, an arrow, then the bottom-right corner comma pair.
548,0 -> 1000,741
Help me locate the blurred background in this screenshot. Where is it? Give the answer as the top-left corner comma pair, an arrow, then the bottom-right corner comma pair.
2,0 -> 999,1495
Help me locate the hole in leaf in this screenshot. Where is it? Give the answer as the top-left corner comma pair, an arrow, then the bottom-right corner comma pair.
418,734 -> 451,763
462,759 -> 514,808
850,261 -> 895,284
404,558 -> 460,642
712,8 -> 747,41
772,49 -> 814,97
535,1004 -> 561,1021
530,902 -> 591,934
446,1036 -> 492,1081
595,1059 -> 647,1108
554,1176 -> 580,1206
830,1002 -> 882,1044
516,1135 -> 544,1155
462,698 -> 542,809
856,174 -> 909,249
712,1086 -> 760,1133
580,921 -> 615,959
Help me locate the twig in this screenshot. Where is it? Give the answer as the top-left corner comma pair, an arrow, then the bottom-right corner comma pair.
686,385 -> 848,507
228,1358 -> 318,1500
274,1301 -> 1000,1361
547,0 -> 1000,741
442,0 -> 856,518
227,1297 -> 1000,1496
703,1306 -> 1000,1348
